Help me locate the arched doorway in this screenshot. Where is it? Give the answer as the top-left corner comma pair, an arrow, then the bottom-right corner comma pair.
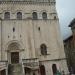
40,65 -> 46,75
7,42 -> 21,64
52,64 -> 57,75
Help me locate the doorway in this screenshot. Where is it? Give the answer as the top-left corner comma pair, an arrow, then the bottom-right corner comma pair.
52,64 -> 57,75
11,52 -> 19,64
40,65 -> 46,75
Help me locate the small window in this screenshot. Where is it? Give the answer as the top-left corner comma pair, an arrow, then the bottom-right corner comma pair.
40,44 -> 47,55
54,16 -> 56,19
32,12 -> 38,20
42,12 -> 47,19
38,27 -> 40,31
13,27 -> 15,32
4,12 -> 10,19
17,12 -> 22,19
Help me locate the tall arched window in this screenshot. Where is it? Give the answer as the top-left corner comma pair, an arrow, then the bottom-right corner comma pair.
42,12 -> 47,19
52,64 -> 57,75
17,12 -> 22,19
40,44 -> 47,55
32,12 -> 38,19
4,12 -> 10,19
40,65 -> 46,75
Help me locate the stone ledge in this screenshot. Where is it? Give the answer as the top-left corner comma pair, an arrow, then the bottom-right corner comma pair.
0,0 -> 55,5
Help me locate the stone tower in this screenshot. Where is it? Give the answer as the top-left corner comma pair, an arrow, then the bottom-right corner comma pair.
0,0 -> 68,75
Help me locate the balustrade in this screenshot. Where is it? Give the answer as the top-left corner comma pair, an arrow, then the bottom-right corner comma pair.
22,58 -> 39,68
0,61 -> 8,71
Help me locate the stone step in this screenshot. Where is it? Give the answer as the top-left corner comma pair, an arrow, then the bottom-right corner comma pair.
8,64 -> 23,75
12,66 -> 22,71
10,72 -> 22,75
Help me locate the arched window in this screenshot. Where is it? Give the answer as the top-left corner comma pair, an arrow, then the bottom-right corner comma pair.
32,12 -> 38,19
4,12 -> 10,19
52,64 -> 57,75
42,12 -> 47,19
40,44 -> 47,55
17,12 -> 22,19
40,65 -> 46,75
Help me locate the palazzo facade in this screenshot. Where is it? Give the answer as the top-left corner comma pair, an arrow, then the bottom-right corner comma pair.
0,0 -> 68,75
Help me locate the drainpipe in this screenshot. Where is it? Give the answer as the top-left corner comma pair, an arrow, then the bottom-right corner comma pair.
0,18 -> 2,61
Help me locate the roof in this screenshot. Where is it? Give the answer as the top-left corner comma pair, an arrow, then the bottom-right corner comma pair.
69,18 -> 75,27
64,35 -> 73,42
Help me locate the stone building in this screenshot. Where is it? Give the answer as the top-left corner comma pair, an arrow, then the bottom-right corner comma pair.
64,18 -> 75,74
64,36 -> 73,74
0,0 -> 68,75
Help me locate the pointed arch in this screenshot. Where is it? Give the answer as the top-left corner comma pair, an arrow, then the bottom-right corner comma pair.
5,40 -> 24,51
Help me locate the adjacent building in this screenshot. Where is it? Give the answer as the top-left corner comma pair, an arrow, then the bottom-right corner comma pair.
64,18 -> 75,74
0,0 -> 68,75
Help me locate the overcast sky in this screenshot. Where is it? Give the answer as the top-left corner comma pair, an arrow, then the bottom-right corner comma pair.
56,0 -> 75,40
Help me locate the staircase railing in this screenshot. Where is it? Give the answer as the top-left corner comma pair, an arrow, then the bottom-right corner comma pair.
0,61 -> 8,75
0,61 -> 8,70
22,58 -> 39,69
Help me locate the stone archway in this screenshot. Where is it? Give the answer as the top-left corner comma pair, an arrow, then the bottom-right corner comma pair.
7,42 -> 21,64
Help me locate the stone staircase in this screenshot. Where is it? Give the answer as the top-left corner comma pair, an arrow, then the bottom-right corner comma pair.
8,64 -> 23,75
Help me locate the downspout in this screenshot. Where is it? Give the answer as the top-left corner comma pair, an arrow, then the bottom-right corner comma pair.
0,18 -> 2,61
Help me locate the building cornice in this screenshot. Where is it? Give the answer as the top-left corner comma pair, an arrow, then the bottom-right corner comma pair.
0,0 -> 55,5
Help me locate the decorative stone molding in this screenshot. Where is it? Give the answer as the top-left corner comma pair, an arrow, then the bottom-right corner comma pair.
0,0 -> 55,5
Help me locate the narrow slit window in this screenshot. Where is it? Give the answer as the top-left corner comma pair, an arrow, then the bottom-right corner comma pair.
13,27 -> 15,32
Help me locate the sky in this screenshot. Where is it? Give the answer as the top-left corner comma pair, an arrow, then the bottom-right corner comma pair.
56,0 -> 75,40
